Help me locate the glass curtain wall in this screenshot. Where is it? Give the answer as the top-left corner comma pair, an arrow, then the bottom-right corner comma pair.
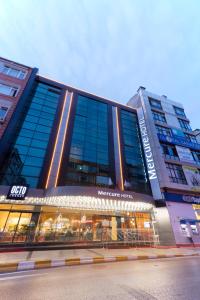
120,109 -> 151,194
64,95 -> 113,187
0,82 -> 61,188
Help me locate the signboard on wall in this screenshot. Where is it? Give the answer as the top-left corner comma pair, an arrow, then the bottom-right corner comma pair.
164,192 -> 200,204
183,166 -> 200,190
7,185 -> 28,200
176,146 -> 194,163
158,133 -> 200,151
137,107 -> 163,200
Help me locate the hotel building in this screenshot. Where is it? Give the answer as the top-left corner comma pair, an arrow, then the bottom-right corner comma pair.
0,58 -> 175,247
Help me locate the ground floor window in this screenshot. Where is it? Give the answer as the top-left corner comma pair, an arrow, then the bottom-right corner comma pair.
0,204 -> 156,245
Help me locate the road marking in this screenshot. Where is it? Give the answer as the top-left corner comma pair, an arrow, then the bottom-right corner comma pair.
0,272 -> 48,281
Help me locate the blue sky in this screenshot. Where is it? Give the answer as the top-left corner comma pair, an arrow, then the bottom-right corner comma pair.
0,0 -> 199,128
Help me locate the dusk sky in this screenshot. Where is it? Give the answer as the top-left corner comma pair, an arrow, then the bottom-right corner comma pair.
0,0 -> 199,129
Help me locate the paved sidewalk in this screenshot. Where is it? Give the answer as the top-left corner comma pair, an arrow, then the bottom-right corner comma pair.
0,247 -> 200,273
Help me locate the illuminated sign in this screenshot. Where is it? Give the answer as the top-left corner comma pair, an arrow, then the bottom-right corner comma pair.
7,185 -> 28,200
137,106 -> 162,200
97,190 -> 133,199
138,117 -> 157,180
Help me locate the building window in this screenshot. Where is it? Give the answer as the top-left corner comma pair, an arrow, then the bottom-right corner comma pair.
0,82 -> 61,188
166,163 -> 187,184
192,151 -> 200,164
149,98 -> 162,110
161,144 -> 179,161
184,133 -> 197,144
156,125 -> 172,136
174,106 -> 186,117
66,95 -> 112,188
0,106 -> 9,122
120,109 -> 150,194
0,65 -> 26,80
178,118 -> 191,131
152,111 -> 166,123
0,83 -> 18,97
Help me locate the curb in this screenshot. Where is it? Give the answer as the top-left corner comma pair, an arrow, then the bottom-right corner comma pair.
0,253 -> 199,273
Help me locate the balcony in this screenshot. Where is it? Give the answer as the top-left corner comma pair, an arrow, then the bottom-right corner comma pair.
158,133 -> 200,151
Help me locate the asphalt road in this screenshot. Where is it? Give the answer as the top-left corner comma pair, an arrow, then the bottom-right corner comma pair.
0,257 -> 200,300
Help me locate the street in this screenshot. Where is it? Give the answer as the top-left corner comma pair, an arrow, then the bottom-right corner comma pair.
0,257 -> 200,300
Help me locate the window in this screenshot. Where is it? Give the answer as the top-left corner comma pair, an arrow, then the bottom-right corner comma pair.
174,106 -> 186,117
152,111 -> 166,123
149,98 -> 162,110
120,109 -> 150,194
0,83 -> 18,97
178,118 -> 191,131
0,82 -> 61,188
161,144 -> 179,160
156,125 -> 172,136
65,95 -> 111,188
192,151 -> 200,163
0,106 -> 9,122
166,163 -> 187,184
1,65 -> 26,80
184,133 -> 197,144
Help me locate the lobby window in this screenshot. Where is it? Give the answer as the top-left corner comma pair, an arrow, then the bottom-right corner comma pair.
166,163 -> 187,184
120,109 -> 150,194
149,98 -> 162,110
152,110 -> 166,123
173,106 -> 186,117
156,125 -> 172,136
184,133 -> 197,144
65,95 -> 112,188
0,83 -> 18,97
0,65 -> 26,80
178,118 -> 191,131
0,106 -> 9,122
161,144 -> 179,161
0,82 -> 61,188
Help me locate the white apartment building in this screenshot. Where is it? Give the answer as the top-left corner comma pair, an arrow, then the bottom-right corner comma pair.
128,87 -> 200,246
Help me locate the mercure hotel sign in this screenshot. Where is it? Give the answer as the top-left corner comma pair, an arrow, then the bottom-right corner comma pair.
139,117 -> 157,180
137,107 -> 162,200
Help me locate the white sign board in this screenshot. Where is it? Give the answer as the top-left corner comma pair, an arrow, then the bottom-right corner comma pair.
176,146 -> 194,163
183,166 -> 200,190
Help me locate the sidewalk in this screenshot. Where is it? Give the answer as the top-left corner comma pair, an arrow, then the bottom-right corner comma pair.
0,246 -> 200,273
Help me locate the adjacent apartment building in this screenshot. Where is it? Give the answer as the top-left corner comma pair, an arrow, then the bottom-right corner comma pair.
0,57 -> 175,247
128,87 -> 200,246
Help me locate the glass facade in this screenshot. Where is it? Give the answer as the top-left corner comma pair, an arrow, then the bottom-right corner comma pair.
64,95 -> 113,187
0,204 -> 155,245
120,109 -> 150,194
0,82 -> 61,188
